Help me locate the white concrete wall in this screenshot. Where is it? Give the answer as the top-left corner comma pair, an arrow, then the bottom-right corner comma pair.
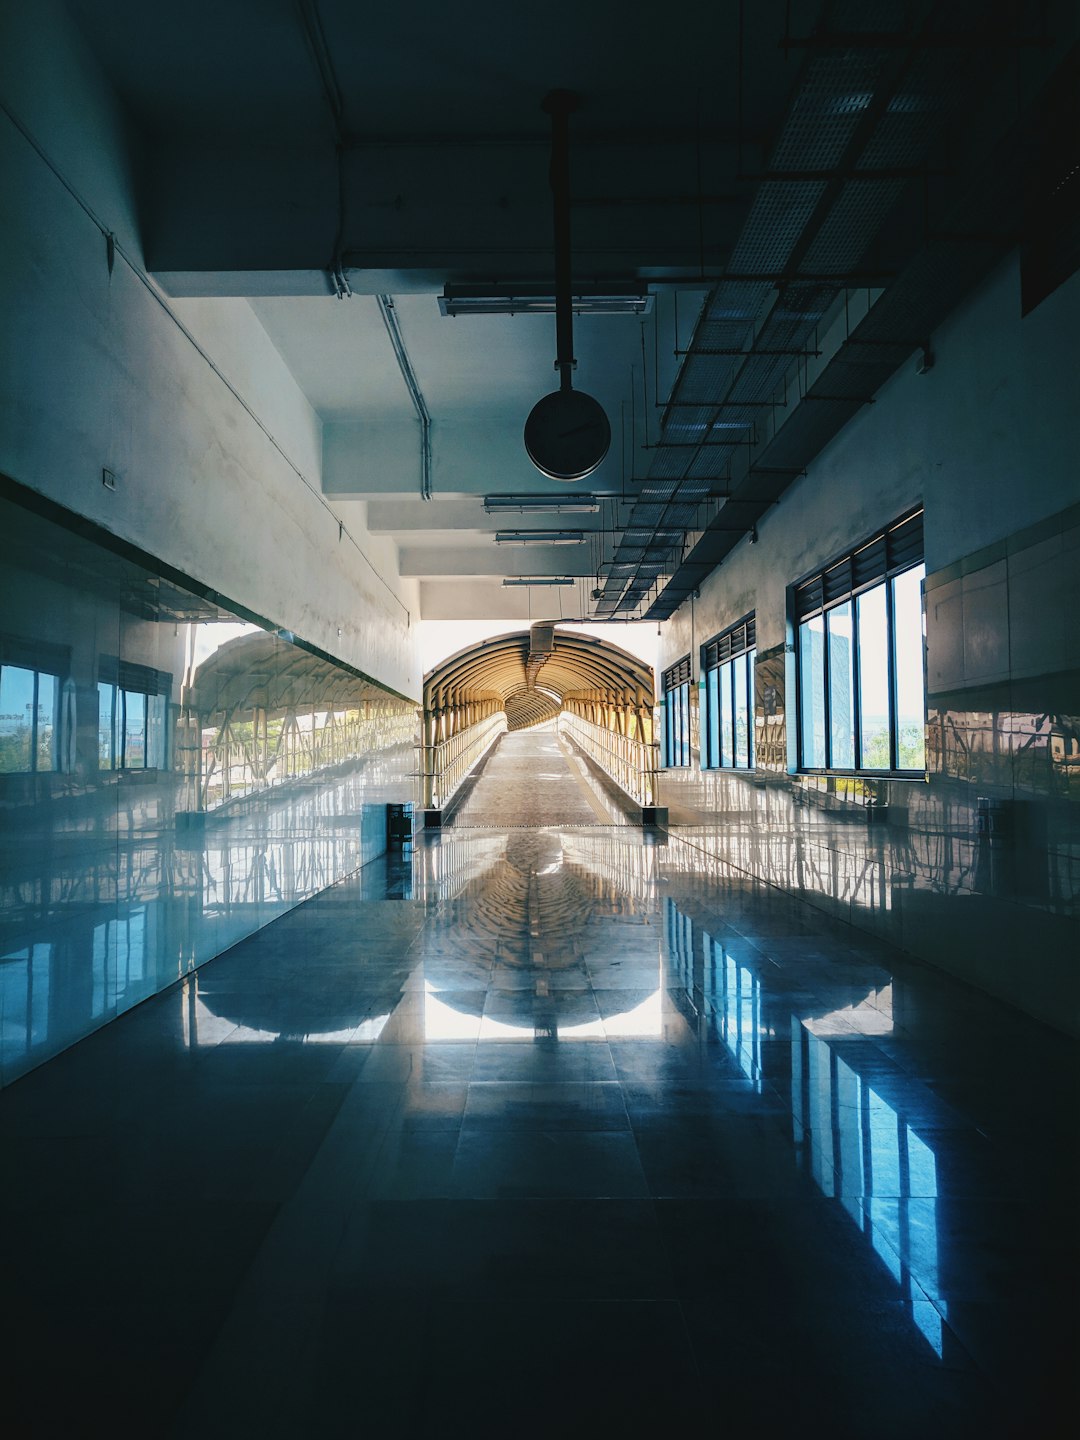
663,257 -> 1080,669
0,0 -> 422,701
653,256 -> 1080,1033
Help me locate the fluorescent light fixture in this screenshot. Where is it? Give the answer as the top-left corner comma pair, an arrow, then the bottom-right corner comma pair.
502,576 -> 577,587
484,493 -> 600,514
440,283 -> 652,317
494,530 -> 586,545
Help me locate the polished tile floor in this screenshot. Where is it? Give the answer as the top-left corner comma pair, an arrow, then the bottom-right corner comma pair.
2,751 -> 1077,1435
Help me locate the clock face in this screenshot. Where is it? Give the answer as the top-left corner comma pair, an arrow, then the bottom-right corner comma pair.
524,389 -> 611,481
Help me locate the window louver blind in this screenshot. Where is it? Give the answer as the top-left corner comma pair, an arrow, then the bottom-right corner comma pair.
662,655 -> 692,691
794,510 -> 923,621
701,615 -> 756,671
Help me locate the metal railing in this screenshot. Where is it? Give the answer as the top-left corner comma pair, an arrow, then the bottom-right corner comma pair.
423,712 -> 507,810
558,711 -> 660,809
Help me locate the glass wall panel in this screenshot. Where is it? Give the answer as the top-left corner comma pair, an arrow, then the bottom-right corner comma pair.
827,602 -> 855,769
799,615 -> 826,768
0,486 -> 417,1085
892,565 -> 926,770
857,585 -> 890,770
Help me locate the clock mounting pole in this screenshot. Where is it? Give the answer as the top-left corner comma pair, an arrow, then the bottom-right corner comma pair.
542,88 -> 579,393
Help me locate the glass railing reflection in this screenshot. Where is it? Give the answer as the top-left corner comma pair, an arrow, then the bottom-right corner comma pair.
186,967 -> 392,1046
415,830 -> 664,1041
416,827 -> 659,912
424,979 -> 661,1043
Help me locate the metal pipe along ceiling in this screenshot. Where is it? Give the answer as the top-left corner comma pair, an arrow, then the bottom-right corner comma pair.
377,294 -> 433,502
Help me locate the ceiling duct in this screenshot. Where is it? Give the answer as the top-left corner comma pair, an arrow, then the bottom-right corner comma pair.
594,0 -> 1065,617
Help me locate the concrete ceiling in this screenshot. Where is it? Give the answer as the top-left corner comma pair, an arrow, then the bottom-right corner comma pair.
62,0 -> 1077,620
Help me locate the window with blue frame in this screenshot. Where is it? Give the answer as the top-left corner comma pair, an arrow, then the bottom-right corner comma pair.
701,615 -> 756,770
97,658 -> 171,770
794,509 -> 926,775
661,655 -> 692,767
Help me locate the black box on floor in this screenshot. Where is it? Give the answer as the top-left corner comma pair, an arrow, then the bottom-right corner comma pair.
386,802 -> 414,849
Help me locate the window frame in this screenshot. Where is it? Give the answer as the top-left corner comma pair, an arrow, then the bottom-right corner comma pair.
97,659 -> 171,772
661,655 -> 692,768
700,614 -> 757,771
793,510 -> 926,778
0,637 -> 70,776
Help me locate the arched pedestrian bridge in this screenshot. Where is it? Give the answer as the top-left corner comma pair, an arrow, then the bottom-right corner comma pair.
422,624 -> 658,821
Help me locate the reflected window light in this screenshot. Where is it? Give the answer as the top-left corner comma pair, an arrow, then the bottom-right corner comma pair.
475,1013 -> 534,1041
556,1016 -> 608,1040
911,1301 -> 944,1355
793,1024 -> 943,1357
350,1014 -> 391,1043
91,909 -> 149,1017
0,942 -> 52,1054
601,990 -> 663,1037
425,984 -> 483,1041
0,659 -> 65,775
802,983 -> 893,1036
693,925 -> 765,1091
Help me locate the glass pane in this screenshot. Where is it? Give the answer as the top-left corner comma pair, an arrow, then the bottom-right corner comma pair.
36,674 -> 58,772
892,564 -> 926,770
123,689 -> 147,769
733,653 -> 749,768
0,489 -> 420,1082
706,668 -> 719,768
857,585 -> 890,769
98,682 -> 114,768
147,693 -> 166,769
720,660 -> 734,766
678,682 -> 689,765
748,649 -> 756,768
0,666 -> 36,772
827,602 -> 855,768
799,618 -> 825,768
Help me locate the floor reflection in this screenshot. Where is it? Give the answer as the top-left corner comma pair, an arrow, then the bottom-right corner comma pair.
2,823 -> 1075,1436
664,892 -> 947,1356
0,754 -> 411,1081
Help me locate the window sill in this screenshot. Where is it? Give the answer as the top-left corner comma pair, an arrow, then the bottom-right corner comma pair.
796,769 -> 927,783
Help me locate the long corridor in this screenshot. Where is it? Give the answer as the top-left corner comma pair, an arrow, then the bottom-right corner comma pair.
2,812 -> 1076,1435
448,725 -> 627,827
